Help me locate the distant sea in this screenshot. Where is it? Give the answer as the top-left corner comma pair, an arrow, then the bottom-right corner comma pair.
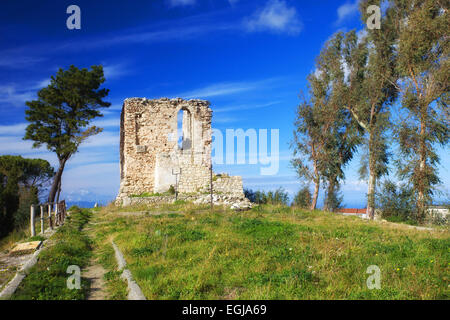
67,201 -> 108,208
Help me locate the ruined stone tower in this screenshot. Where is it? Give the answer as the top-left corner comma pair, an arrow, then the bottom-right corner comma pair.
115,97 -> 249,208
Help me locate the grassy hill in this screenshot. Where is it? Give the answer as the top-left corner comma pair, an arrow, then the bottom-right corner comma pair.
90,203 -> 449,300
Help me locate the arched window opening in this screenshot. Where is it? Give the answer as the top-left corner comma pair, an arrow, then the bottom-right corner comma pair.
176,108 -> 192,150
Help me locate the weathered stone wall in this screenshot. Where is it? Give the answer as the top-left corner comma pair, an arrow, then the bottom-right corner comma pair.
116,97 -> 247,207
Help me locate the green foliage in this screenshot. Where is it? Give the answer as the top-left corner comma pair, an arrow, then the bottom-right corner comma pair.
377,179 -> 416,222
323,183 -> 343,212
0,155 -> 54,238
93,204 -> 449,299
293,186 -> 312,209
12,208 -> 92,300
24,65 -> 110,203
390,0 -> 449,219
168,185 -> 176,195
244,188 -> 290,206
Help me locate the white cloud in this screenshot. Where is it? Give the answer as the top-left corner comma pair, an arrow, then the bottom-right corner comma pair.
0,53 -> 46,69
91,117 -> 120,128
178,78 -> 281,99
244,0 -> 302,35
168,0 -> 196,7
0,136 -> 43,154
103,63 -> 130,80
0,84 -> 36,107
62,162 -> 120,196
336,0 -> 359,25
81,130 -> 119,148
0,123 -> 28,135
213,101 -> 282,113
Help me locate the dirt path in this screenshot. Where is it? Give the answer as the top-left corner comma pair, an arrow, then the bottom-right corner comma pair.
84,213 -> 109,300
84,259 -> 107,300
0,252 -> 33,290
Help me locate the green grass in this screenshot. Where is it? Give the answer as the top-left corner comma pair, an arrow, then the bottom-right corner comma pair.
11,207 -> 93,300
95,242 -> 128,300
93,204 -> 449,300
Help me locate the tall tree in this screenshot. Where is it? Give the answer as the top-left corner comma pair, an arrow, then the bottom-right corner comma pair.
293,33 -> 361,212
314,32 -> 362,212
292,98 -> 323,210
392,0 -> 449,221
338,1 -> 399,219
24,65 -> 110,204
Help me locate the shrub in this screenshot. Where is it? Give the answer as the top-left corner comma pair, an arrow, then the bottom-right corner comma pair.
244,188 -> 289,206
376,180 -> 415,221
293,186 -> 312,209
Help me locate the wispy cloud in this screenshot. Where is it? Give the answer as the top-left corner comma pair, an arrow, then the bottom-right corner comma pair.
336,0 -> 360,25
103,63 -> 131,80
91,117 -> 120,128
244,0 -> 302,35
212,117 -> 239,124
0,52 -> 46,69
82,130 -> 119,148
0,84 -> 36,107
213,101 -> 282,113
0,136 -> 43,154
0,123 -> 28,135
168,0 -> 196,7
178,78 -> 282,99
0,14 -> 238,70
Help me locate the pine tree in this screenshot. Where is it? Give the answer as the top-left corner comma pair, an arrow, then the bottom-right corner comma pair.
24,65 -> 110,204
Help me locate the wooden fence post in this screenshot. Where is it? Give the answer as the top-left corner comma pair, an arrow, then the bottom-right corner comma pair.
30,205 -> 36,237
40,205 -> 44,234
55,203 -> 59,226
48,203 -> 53,230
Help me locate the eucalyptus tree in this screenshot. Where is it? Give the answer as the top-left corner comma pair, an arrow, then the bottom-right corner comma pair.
293,33 -> 361,212
334,1 -> 400,219
391,0 -> 449,221
292,98 -> 323,210
24,65 -> 111,204
315,32 -> 363,212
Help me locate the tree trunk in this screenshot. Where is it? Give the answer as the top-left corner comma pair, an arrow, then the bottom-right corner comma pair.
367,171 -> 376,220
56,178 -> 62,203
310,162 -> 320,210
323,179 -> 334,212
48,158 -> 67,204
417,110 -> 426,222
367,130 -> 376,220
311,179 -> 320,210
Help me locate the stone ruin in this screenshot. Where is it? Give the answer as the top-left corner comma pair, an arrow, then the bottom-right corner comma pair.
115,97 -> 251,209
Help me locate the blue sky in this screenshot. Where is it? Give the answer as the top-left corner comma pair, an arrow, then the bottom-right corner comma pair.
0,0 -> 448,207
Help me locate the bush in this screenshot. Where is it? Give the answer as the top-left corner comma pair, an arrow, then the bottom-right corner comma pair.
293,186 -> 312,209
376,180 -> 415,221
244,188 -> 290,206
324,184 -> 343,212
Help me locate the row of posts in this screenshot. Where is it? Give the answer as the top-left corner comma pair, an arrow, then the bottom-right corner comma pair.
30,201 -> 67,237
